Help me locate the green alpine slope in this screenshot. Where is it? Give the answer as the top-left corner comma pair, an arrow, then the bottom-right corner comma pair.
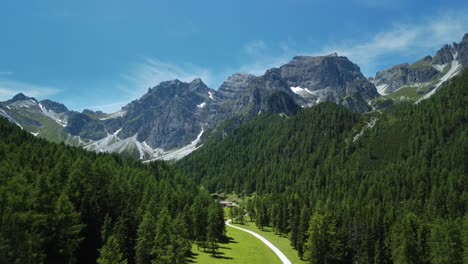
179,70 -> 468,263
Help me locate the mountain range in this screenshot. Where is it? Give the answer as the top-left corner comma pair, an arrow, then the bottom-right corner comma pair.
1,33 -> 467,160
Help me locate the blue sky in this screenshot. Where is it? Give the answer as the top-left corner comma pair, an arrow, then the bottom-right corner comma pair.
0,0 -> 467,112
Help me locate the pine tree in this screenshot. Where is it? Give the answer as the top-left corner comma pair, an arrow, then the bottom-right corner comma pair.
100,214 -> 112,246
151,208 -> 174,263
206,204 -> 221,256
135,211 -> 156,264
297,206 -> 310,258
97,235 -> 127,264
171,216 -> 191,264
304,213 -> 326,264
51,192 -> 84,264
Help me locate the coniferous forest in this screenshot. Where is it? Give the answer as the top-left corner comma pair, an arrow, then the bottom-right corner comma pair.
0,71 -> 466,263
0,118 -> 225,263
179,71 -> 468,263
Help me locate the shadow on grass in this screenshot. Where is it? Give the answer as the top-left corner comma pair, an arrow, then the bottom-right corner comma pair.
218,246 -> 232,250
199,249 -> 234,260
186,252 -> 198,263
219,235 -> 238,244
211,255 -> 234,260
189,235 -> 239,262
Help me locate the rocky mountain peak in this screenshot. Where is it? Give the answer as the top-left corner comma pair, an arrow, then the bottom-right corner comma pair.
190,78 -> 203,84
218,73 -> 255,93
40,99 -> 69,113
280,54 -> 365,90
225,73 -> 255,83
188,78 -> 209,91
8,93 -> 37,103
462,33 -> 468,43
433,44 -> 454,65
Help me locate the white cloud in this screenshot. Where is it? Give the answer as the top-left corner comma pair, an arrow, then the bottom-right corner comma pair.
0,80 -> 61,101
243,40 -> 267,55
235,11 -> 468,78
323,13 -> 468,75
119,58 -> 214,97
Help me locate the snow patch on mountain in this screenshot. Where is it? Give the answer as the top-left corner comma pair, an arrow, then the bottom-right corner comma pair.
197,102 -> 207,109
113,128 -> 122,135
290,86 -> 316,96
208,91 -> 214,100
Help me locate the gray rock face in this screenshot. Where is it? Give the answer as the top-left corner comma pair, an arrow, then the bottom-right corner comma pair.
433,44 -> 455,65
373,61 -> 439,94
40,99 -> 69,113
9,93 -> 35,103
279,54 -> 379,110
455,34 -> 468,67
280,54 -> 363,90
463,33 -> 468,43
206,73 -> 256,124
118,78 -> 213,149
206,71 -> 301,130
373,33 -> 468,94
205,54 -> 377,136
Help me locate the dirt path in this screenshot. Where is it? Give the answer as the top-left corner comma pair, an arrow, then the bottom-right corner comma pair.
225,219 -> 292,264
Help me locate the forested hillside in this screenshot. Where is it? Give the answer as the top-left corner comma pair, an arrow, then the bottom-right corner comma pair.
179,71 -> 468,263
0,118 -> 224,264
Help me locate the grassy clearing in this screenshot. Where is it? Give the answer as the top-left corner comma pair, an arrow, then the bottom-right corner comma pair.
385,85 -> 433,101
188,224 -> 282,264
230,221 -> 307,264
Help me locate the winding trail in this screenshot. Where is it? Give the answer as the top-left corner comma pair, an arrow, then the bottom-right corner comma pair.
225,219 -> 292,264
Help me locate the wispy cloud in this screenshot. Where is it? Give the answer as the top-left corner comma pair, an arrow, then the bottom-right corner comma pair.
233,38 -> 300,77
236,11 -> 468,78
243,40 -> 267,55
119,58 -> 214,97
324,12 -> 468,75
0,80 -> 61,101
110,9 -> 467,102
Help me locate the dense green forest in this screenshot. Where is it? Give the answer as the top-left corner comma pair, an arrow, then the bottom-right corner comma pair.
0,118 -> 225,264
180,71 -> 468,263
1,72 -> 466,264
